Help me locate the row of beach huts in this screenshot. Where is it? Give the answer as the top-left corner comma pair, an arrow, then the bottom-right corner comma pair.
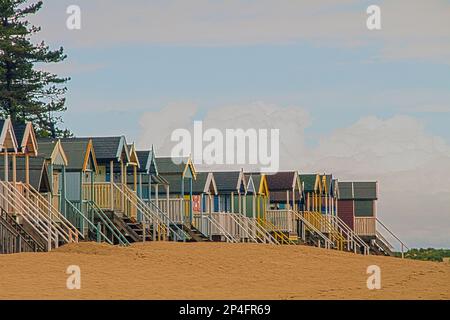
0,118 -> 407,257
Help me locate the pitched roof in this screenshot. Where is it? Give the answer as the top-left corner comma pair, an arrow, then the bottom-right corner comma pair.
212,171 -> 245,194
136,150 -> 151,173
193,172 -> 217,194
0,118 -> 18,152
59,139 -> 98,172
12,122 -> 38,155
90,136 -> 129,162
266,171 -> 298,191
127,143 -> 140,168
299,174 -> 319,193
37,140 -> 68,166
156,156 -> 196,178
322,174 -> 333,194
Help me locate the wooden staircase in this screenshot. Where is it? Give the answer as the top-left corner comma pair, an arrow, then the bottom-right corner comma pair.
302,211 -> 345,251
0,181 -> 81,250
114,183 -> 191,241
182,224 -> 211,242
0,208 -> 46,254
256,217 -> 297,245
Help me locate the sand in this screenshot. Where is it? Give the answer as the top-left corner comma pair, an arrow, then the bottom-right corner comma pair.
0,242 -> 449,300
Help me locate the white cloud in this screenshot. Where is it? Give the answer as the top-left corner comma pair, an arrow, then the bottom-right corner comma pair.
138,103 -> 450,247
32,0 -> 450,63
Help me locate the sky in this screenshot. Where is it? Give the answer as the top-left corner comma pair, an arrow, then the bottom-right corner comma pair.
29,0 -> 450,248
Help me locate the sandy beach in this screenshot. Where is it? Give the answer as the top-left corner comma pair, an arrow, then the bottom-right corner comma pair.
0,242 -> 448,300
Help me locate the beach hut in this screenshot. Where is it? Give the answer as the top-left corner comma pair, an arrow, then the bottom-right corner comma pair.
212,170 -> 247,214
11,121 -> 38,185
126,146 -> 169,209
299,174 -> 322,212
320,174 -> 334,215
155,156 -> 197,225
37,139 -> 69,211
244,173 -> 269,219
337,182 -> 355,230
0,118 -> 19,182
266,171 -> 302,211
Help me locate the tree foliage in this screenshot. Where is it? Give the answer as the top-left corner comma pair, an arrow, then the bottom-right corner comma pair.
0,0 -> 71,137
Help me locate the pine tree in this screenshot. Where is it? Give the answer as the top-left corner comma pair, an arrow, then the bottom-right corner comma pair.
0,0 -> 71,137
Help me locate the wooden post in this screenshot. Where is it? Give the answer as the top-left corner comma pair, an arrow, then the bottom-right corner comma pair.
25,154 -> 30,185
231,192 -> 234,213
4,151 -> 8,182
133,165 -> 137,192
12,154 -> 16,185
110,160 -> 114,210
120,159 -> 125,213
292,188 -> 295,212
189,177 -> 193,225
166,184 -> 170,217
286,190 -> 290,210
61,166 -> 67,216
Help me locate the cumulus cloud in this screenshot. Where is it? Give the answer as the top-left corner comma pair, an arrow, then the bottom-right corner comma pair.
32,0 -> 450,63
138,103 -> 450,247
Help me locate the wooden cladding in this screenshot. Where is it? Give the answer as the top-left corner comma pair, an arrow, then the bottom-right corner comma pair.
354,217 -> 376,236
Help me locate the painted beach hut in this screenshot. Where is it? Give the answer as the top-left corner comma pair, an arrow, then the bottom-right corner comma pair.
320,174 -> 334,215
155,156 -> 197,225
0,118 -> 19,182
37,139 -> 69,211
266,171 -> 302,211
11,121 -> 38,185
126,147 -> 169,207
212,170 -> 247,214
244,173 -> 269,219
299,174 -> 322,212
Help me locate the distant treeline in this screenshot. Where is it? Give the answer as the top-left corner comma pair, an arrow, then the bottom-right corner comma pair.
395,248 -> 450,262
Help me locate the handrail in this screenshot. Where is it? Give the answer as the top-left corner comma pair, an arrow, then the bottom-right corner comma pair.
65,199 -> 115,245
291,210 -> 333,249
257,218 -> 296,245
21,182 -> 82,241
303,211 -> 344,250
226,212 -> 259,243
237,215 -> 279,245
331,214 -> 369,255
115,183 -> 190,241
375,217 -> 408,258
232,213 -> 277,244
0,181 -> 60,248
86,200 -> 130,246
195,214 -> 237,243
0,209 -> 46,252
0,209 -> 44,253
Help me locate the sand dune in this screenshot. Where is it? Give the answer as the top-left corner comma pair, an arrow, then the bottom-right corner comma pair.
0,242 -> 448,300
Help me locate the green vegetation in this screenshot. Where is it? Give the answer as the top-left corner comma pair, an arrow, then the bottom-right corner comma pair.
398,248 -> 450,262
0,0 -> 70,137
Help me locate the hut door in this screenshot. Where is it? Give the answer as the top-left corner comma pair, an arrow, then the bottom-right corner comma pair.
52,173 -> 60,210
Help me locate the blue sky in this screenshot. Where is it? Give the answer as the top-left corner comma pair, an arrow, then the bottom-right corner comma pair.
31,0 -> 450,247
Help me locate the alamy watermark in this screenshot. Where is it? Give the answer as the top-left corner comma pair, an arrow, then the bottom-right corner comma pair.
66,5 -> 81,30
66,265 -> 81,290
171,121 -> 280,172
366,265 -> 381,290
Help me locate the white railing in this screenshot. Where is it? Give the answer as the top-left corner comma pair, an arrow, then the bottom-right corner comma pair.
154,198 -> 186,224
265,210 -> 297,234
0,181 -> 78,250
375,218 -> 408,258
193,214 -> 237,243
329,214 -> 370,255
